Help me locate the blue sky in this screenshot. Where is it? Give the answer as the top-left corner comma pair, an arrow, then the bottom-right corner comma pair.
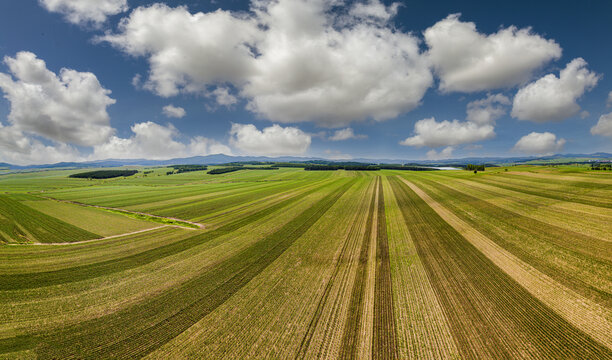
0,0 -> 611,164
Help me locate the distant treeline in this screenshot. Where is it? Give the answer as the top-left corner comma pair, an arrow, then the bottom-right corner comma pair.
273,162 -> 307,168
69,170 -> 138,179
305,165 -> 379,171
304,164 -> 439,171
170,165 -> 208,173
591,163 -> 611,170
379,165 -> 440,171
465,164 -> 486,171
207,166 -> 279,175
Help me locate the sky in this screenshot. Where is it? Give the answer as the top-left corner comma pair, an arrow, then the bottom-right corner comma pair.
0,0 -> 611,165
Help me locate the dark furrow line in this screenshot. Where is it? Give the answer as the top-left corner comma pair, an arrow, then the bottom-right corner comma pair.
373,177 -> 399,360
338,177 -> 378,359
33,179 -> 356,359
0,178 -> 338,291
389,177 -> 612,360
294,178 -> 373,360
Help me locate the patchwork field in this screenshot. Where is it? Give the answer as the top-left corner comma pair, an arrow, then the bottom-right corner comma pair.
0,166 -> 610,359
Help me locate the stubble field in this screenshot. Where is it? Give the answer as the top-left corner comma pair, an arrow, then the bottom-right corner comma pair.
0,166 -> 610,359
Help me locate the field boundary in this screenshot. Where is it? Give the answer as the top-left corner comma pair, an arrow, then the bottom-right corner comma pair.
6,226 -> 168,246
36,195 -> 204,230
399,177 -> 612,349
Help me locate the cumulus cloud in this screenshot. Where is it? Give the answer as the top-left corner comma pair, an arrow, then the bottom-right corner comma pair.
0,51 -> 116,146
424,14 -> 561,93
512,131 -> 566,155
209,87 -> 238,107
348,0 -> 400,23
0,124 -> 82,165
92,121 -> 231,160
591,112 -> 612,138
511,58 -> 600,122
229,123 -> 311,156
329,128 -> 367,141
99,0 -> 432,126
426,146 -> 454,160
466,94 -> 510,125
163,105 -> 186,118
39,0 -> 128,27
400,117 -> 495,148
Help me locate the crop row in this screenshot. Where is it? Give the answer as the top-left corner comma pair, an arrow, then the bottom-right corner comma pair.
406,174 -> 612,308
0,195 -> 98,244
388,176 -> 611,359
34,179 -> 356,358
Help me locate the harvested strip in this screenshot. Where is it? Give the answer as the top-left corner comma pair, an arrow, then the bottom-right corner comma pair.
373,178 -> 399,360
34,179 -> 356,359
389,176 -> 611,359
401,177 -> 612,350
0,178 -> 340,291
339,177 -> 378,359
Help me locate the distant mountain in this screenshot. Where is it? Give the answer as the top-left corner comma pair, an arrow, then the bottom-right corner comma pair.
1,153 -> 610,170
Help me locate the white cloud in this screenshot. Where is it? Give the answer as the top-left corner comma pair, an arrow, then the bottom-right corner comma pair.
0,51 -> 116,146
209,87 -> 238,107
400,117 -> 495,148
466,94 -> 510,125
426,146 -> 454,160
607,91 -> 612,107
98,4 -> 260,97
229,123 -> 311,156
349,0 -> 400,23
424,14 -> 561,93
591,112 -> 612,138
0,124 -> 82,165
512,132 -> 566,155
39,0 -> 128,27
329,128 -> 367,141
92,121 -> 231,160
511,58 -> 600,122
163,105 -> 186,118
100,1 -> 432,126
132,74 -> 142,88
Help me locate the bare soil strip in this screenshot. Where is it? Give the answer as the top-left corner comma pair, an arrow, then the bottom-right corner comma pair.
372,179 -> 399,360
389,177 -> 611,359
401,177 -> 612,349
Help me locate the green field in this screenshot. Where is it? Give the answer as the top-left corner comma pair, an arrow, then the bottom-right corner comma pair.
0,166 -> 610,359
